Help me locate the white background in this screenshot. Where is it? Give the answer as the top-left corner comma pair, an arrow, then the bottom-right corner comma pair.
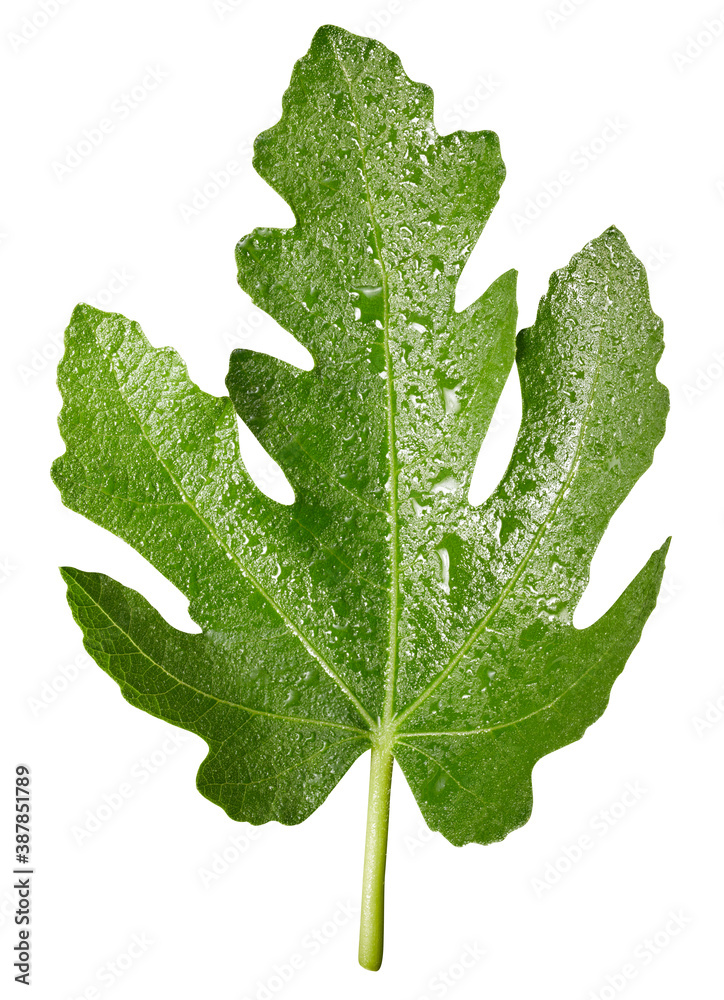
1,0 -> 722,997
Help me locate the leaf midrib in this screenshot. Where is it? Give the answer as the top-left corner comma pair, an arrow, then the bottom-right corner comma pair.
330,40 -> 401,727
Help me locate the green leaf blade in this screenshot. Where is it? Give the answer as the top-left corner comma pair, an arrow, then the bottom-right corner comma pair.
394,539 -> 669,845
52,23 -> 670,969
52,304 -> 378,725
230,24 -> 519,732
393,226 -> 669,731
61,566 -> 370,824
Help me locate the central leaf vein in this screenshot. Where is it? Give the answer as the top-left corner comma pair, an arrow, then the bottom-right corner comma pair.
330,40 -> 400,727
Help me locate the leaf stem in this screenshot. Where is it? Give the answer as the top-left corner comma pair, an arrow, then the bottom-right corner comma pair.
358,739 -> 394,971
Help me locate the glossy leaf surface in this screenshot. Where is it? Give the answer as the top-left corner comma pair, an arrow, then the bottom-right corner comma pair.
53,24 -> 668,967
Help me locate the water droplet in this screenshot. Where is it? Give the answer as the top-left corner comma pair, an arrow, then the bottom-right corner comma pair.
350,286 -> 384,324
431,472 -> 461,494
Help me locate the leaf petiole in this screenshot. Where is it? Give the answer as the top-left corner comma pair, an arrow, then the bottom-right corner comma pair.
358,737 -> 395,971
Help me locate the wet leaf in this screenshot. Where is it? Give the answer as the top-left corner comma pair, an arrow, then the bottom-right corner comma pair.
52,25 -> 668,969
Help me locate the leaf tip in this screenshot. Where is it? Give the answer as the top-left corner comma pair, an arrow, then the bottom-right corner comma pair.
59,565 -> 87,590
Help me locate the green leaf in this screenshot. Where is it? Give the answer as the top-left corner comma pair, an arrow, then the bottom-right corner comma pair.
52,24 -> 668,971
